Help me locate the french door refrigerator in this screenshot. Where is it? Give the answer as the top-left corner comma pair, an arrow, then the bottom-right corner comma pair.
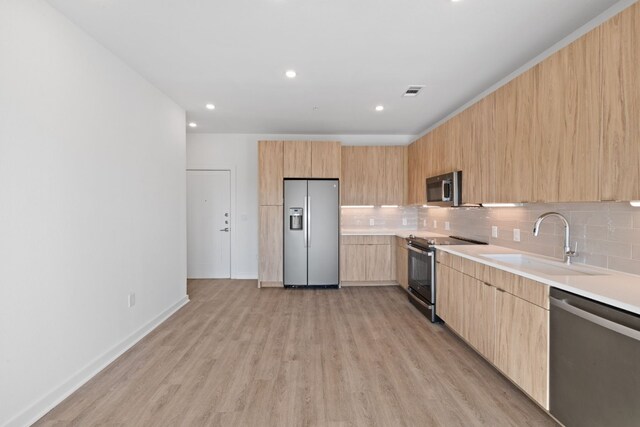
284,179 -> 340,287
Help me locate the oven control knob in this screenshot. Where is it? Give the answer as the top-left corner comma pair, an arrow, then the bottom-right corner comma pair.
427,239 -> 436,245
409,234 -> 416,239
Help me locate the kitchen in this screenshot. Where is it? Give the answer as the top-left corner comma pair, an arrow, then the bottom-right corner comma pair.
2,0 -> 640,426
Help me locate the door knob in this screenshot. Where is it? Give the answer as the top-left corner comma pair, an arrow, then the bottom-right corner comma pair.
219,227 -> 230,232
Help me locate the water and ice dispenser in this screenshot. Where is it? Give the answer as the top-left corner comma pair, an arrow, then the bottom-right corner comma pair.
289,208 -> 303,230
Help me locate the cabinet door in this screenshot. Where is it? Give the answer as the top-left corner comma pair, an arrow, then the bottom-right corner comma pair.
312,141 -> 341,178
463,277 -> 496,363
258,141 -> 284,205
283,141 -> 311,178
495,290 -> 549,408
382,146 -> 406,206
341,245 -> 367,281
365,244 -> 391,281
494,70 -> 537,203
396,244 -> 408,289
429,126 -> 451,176
436,264 -> 464,335
462,95 -> 496,204
600,3 -> 640,201
259,206 -> 283,284
340,147 -> 366,205
407,140 -> 422,205
535,29 -> 601,202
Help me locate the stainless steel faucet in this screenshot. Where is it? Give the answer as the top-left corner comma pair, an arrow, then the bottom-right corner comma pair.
532,212 -> 577,265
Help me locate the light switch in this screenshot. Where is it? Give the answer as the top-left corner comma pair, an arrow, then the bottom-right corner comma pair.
433,220 -> 437,229
445,221 -> 450,231
513,228 -> 521,242
492,226 -> 498,238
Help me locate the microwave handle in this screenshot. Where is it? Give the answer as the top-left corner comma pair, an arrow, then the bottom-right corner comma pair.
442,179 -> 452,202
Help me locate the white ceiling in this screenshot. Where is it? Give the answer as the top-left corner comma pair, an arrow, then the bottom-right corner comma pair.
47,0 -> 621,135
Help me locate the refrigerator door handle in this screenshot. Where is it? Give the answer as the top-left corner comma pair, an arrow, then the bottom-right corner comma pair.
307,196 -> 311,247
303,196 -> 308,248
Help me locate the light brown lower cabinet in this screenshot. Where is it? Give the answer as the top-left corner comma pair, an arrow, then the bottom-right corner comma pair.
340,244 -> 367,281
495,289 -> 549,408
463,275 -> 496,364
436,264 -> 464,335
395,238 -> 408,289
341,236 -> 395,284
436,251 -> 549,409
258,206 -> 283,286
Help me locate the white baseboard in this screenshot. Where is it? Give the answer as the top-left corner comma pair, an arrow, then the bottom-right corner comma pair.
3,295 -> 190,427
232,273 -> 258,280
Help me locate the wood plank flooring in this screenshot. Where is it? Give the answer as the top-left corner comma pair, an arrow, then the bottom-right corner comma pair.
35,280 -> 557,426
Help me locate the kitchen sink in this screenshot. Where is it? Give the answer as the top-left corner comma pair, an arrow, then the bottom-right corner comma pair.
480,253 -> 606,276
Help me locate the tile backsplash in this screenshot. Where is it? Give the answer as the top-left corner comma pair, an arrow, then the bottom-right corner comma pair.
341,207 -> 417,232
340,202 -> 640,276
418,202 -> 640,276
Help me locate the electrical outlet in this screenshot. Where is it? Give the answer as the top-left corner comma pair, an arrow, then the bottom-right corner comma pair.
128,292 -> 136,308
402,217 -> 407,226
423,219 -> 427,227
433,220 -> 437,229
369,218 -> 375,226
513,228 -> 521,242
492,226 -> 498,238
445,221 -> 451,231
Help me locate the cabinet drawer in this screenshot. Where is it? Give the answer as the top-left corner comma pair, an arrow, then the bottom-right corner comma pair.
341,235 -> 391,245
437,250 -> 452,267
484,265 -> 549,309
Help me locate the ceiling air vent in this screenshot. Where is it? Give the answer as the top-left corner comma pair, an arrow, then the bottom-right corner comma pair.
403,85 -> 425,97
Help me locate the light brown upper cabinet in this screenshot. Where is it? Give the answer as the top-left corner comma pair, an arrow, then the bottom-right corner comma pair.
461,94 -> 496,204
341,146 -> 372,205
600,3 -> 640,201
258,140 -> 284,205
283,141 -> 312,178
494,69 -> 537,203
283,141 -> 341,179
312,141 -> 341,178
534,29 -> 601,202
341,146 -> 406,205
407,138 -> 424,205
382,146 -> 407,205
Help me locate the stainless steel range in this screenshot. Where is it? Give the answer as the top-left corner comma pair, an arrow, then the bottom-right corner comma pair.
406,235 -> 486,322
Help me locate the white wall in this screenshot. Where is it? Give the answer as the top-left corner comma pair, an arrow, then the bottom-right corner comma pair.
186,134 -> 412,279
0,1 -> 187,425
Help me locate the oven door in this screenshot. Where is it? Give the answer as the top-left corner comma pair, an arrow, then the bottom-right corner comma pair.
407,245 -> 434,304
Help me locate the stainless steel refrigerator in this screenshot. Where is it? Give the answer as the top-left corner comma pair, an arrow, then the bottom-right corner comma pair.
284,179 -> 340,287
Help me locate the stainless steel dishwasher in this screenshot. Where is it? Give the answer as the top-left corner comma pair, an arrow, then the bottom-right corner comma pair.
550,288 -> 640,427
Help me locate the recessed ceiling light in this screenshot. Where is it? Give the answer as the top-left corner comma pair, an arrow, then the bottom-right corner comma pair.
188,122 -> 197,128
451,0 -> 462,2
285,70 -> 297,78
375,105 -> 384,112
205,104 -> 215,110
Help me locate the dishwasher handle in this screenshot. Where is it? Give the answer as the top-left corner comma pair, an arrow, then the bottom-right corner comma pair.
550,296 -> 640,342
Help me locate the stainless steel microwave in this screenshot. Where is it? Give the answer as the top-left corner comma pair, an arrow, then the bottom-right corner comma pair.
426,171 -> 462,207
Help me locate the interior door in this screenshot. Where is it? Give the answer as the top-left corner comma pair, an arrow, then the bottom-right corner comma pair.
187,170 -> 231,278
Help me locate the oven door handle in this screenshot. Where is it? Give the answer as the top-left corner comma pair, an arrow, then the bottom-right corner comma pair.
406,245 -> 433,256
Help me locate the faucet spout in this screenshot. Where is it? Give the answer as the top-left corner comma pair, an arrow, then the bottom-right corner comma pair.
532,212 -> 576,265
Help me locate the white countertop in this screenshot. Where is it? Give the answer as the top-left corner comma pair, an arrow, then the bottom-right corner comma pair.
435,244 -> 640,315
341,230 -> 450,239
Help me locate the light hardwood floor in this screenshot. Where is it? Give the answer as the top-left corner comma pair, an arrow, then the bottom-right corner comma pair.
35,281 -> 557,426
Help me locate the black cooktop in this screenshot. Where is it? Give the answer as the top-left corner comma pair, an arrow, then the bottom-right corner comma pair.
407,235 -> 487,249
